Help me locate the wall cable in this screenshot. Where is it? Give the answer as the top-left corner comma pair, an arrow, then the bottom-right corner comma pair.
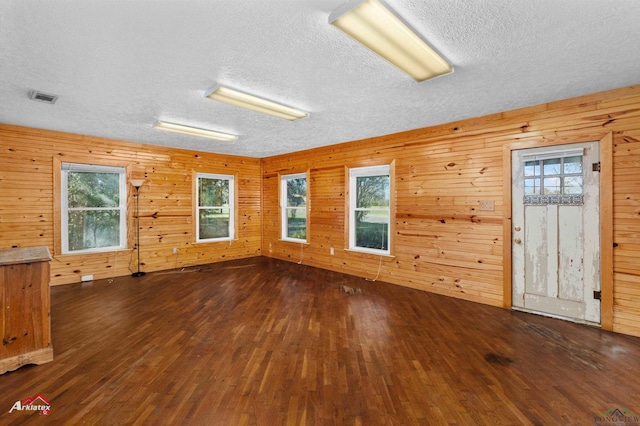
297,242 -> 304,265
108,251 -> 118,284
365,254 -> 383,282
128,247 -> 135,274
365,223 -> 386,282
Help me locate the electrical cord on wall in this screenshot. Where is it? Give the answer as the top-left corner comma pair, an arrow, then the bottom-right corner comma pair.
365,224 -> 386,282
108,251 -> 118,284
106,224 -> 120,283
366,254 -> 383,282
297,242 -> 304,265
128,247 -> 135,274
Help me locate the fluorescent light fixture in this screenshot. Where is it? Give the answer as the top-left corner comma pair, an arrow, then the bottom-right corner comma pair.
205,85 -> 308,121
153,121 -> 238,142
329,0 -> 453,82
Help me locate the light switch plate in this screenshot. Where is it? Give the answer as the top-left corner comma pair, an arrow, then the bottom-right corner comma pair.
479,200 -> 495,211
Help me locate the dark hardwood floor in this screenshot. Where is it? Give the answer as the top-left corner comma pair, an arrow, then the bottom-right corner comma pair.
1,257 -> 639,425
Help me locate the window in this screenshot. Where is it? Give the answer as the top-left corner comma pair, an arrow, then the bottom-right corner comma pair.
349,165 -> 390,255
281,173 -> 307,242
196,173 -> 234,242
524,155 -> 583,195
61,163 -> 127,254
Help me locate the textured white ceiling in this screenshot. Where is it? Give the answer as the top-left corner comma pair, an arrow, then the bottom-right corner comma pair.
1,0 -> 639,157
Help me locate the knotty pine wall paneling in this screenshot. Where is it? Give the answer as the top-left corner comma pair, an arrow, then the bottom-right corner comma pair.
261,85 -> 640,337
2,85 -> 640,338
0,125 -> 262,285
612,128 -> 640,337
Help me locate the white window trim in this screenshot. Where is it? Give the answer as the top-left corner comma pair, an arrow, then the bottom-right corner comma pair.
281,172 -> 307,243
349,165 -> 391,255
196,172 -> 235,243
61,163 -> 127,254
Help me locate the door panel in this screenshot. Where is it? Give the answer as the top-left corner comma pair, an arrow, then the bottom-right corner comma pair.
558,205 -> 583,302
523,205 -> 552,296
512,141 -> 600,324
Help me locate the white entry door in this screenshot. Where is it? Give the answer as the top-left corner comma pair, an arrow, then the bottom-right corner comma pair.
512,141 -> 601,324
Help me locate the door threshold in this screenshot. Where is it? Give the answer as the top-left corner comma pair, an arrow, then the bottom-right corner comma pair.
512,307 -> 601,328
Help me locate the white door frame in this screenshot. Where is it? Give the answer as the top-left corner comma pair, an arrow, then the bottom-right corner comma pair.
502,132 -> 614,330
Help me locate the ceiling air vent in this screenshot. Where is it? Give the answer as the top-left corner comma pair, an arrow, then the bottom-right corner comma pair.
29,90 -> 58,104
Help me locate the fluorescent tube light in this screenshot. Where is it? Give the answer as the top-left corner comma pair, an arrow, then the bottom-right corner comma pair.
153,121 -> 238,142
205,85 -> 308,121
329,0 -> 453,82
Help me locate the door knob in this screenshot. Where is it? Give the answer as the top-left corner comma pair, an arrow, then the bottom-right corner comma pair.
514,238 -> 522,244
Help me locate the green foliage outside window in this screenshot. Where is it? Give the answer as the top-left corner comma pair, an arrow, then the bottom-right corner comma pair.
355,175 -> 389,250
285,177 -> 306,240
198,176 -> 232,240
67,171 -> 122,252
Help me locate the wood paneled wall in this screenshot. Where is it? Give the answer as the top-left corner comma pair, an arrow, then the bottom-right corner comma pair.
261,85 -> 640,338
2,85 -> 640,338
613,128 -> 640,337
0,125 -> 262,285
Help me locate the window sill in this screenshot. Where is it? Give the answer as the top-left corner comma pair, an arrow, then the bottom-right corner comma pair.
194,238 -> 237,244
58,248 -> 131,256
343,248 -> 396,259
278,239 -> 310,245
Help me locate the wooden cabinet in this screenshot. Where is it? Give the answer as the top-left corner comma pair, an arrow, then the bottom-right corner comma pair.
0,246 -> 53,374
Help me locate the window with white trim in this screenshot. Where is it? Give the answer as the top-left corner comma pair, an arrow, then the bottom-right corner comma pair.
281,173 -> 307,242
196,173 -> 234,242
349,165 -> 390,255
61,163 -> 127,254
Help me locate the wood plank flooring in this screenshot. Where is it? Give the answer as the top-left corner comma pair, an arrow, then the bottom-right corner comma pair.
1,257 -> 639,425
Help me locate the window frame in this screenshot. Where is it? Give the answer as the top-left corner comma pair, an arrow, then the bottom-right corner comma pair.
195,172 -> 235,243
60,163 -> 127,254
348,164 -> 391,256
280,172 -> 308,243
523,155 -> 584,196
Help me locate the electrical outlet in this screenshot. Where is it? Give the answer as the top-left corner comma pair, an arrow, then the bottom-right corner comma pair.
172,247 -> 178,255
479,200 -> 495,211
330,246 -> 334,255
81,274 -> 93,282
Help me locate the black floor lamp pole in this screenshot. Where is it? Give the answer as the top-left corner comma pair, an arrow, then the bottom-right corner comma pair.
131,181 -> 146,277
